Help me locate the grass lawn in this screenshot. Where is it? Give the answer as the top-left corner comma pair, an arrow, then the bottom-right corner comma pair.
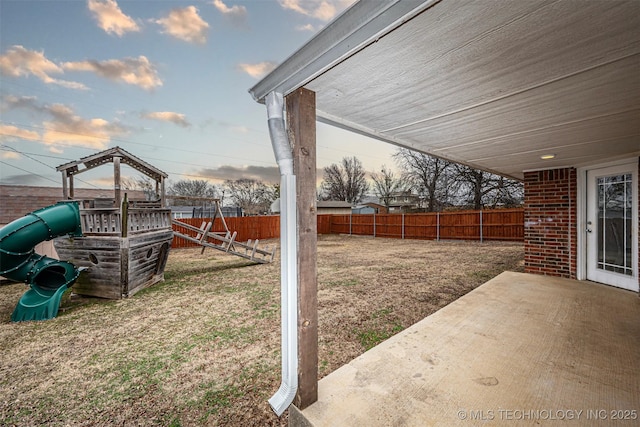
0,235 -> 523,426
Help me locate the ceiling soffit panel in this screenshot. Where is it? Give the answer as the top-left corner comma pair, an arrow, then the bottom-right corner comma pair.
303,0 -> 640,179
390,58 -> 639,147
308,0 -> 638,129
472,138 -> 640,178
455,112 -> 640,162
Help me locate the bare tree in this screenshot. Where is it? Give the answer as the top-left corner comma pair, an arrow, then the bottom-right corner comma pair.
167,179 -> 219,205
488,175 -> 525,208
224,179 -> 278,215
320,156 -> 368,204
121,175 -> 157,200
370,166 -> 406,210
393,148 -> 457,211
453,165 -> 523,209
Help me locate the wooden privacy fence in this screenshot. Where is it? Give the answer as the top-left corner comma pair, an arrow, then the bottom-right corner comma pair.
172,208 -> 523,248
319,209 -> 523,241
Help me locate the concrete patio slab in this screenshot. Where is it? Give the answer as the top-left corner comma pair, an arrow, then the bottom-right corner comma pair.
290,272 -> 640,426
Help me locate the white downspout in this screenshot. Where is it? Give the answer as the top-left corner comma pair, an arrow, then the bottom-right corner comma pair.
266,91 -> 298,416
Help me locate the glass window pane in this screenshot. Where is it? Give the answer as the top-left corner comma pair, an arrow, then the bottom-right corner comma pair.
597,174 -> 632,276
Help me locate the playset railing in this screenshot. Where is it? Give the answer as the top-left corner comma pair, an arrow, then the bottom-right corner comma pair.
79,208 -> 172,236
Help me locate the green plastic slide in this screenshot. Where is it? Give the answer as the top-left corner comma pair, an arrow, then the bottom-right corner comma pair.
11,283 -> 71,322
0,201 -> 83,322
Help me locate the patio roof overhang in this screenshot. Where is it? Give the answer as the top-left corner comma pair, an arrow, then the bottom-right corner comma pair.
250,0 -> 640,180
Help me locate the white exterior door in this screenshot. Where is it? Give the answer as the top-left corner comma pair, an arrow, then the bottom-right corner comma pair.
586,162 -> 638,291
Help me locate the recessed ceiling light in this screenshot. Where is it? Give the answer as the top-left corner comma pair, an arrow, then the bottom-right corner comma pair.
540,154 -> 556,160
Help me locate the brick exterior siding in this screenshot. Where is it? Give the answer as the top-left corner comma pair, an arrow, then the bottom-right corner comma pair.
524,168 -> 577,278
0,185 -> 145,225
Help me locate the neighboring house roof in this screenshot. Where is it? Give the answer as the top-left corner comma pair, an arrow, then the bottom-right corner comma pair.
170,206 -> 199,213
272,199 -> 353,213
358,202 -> 385,209
317,201 -> 352,208
352,204 -> 383,214
250,0 -> 640,179
170,205 -> 242,214
0,185 -> 145,224
389,191 -> 419,201
360,196 -> 382,205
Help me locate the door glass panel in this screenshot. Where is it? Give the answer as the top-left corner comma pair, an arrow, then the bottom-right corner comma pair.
597,173 -> 632,275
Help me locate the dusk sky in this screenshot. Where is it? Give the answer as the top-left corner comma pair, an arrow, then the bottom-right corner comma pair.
0,0 -> 398,189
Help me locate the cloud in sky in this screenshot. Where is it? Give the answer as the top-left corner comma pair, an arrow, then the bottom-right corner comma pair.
2,94 -> 40,112
195,164 -> 324,185
1,149 -> 22,160
0,45 -> 87,89
62,56 -> 162,90
42,104 -> 126,150
48,146 -> 64,154
155,6 -> 209,44
2,95 -> 127,151
87,0 -> 140,37
237,61 -> 278,79
0,124 -> 40,143
212,0 -> 248,25
296,24 -> 316,32
278,0 -> 354,21
141,111 -> 191,128
0,172 -> 51,186
197,165 -> 281,184
0,46 -> 160,91
199,116 -> 252,134
0,0 -> 390,188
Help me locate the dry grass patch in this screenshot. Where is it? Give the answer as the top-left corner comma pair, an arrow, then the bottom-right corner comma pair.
0,235 -> 523,426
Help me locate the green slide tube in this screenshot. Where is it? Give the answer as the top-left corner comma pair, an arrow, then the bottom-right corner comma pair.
0,201 -> 83,321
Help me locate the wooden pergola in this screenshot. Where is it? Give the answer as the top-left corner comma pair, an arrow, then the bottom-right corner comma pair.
56,146 -> 167,208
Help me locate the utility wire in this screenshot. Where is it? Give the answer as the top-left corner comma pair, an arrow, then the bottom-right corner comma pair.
0,120 -> 275,166
1,119 -> 399,186
0,145 -> 232,185
1,118 -> 397,168
0,148 -> 72,162
1,145 -> 99,188
0,160 -> 59,184
2,145 -> 61,170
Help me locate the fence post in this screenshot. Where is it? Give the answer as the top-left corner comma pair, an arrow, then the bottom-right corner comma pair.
480,209 -> 483,243
373,213 -> 376,238
436,212 -> 440,241
402,213 -> 405,239
349,213 -> 352,235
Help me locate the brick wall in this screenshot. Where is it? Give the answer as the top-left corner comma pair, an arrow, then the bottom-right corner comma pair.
0,185 -> 145,225
524,168 -> 577,278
